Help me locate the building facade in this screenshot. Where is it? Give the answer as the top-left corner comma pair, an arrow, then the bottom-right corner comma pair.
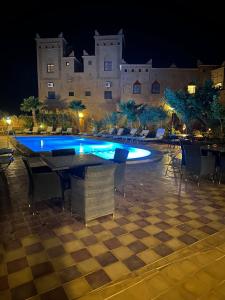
36,30 -> 224,119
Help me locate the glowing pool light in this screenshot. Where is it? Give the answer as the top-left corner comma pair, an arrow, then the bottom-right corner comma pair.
16,136 -> 151,160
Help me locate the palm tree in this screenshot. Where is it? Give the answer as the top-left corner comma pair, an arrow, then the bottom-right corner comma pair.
119,100 -> 145,127
69,100 -> 86,131
20,96 -> 41,126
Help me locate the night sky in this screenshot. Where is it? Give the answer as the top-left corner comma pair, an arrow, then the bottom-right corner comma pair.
0,0 -> 224,114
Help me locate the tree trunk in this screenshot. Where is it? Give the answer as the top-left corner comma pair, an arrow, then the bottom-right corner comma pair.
32,109 -> 37,126
219,119 -> 223,136
76,112 -> 80,132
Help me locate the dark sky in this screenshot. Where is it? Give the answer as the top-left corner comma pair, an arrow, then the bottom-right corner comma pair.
0,0 -> 224,114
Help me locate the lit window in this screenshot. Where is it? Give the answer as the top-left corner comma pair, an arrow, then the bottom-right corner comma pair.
151,81 -> 160,94
47,82 -> 54,88
187,84 -> 196,94
133,81 -> 141,94
69,91 -> 74,96
48,91 -> 56,99
104,91 -> 112,99
88,60 -> 92,65
105,81 -> 111,88
85,91 -> 91,96
47,64 -> 55,73
66,62 -> 70,66
104,61 -> 112,71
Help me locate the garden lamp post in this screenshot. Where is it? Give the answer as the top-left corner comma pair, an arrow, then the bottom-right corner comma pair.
6,116 -> 12,147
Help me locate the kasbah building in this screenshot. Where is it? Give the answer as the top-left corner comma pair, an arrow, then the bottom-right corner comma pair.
36,29 -> 225,120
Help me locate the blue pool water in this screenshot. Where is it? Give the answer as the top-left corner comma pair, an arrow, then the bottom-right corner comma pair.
16,136 -> 151,160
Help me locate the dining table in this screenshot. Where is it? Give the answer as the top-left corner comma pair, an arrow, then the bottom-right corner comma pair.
40,153 -> 112,171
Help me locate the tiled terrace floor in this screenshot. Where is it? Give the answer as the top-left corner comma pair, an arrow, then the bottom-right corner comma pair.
1,137 -> 225,299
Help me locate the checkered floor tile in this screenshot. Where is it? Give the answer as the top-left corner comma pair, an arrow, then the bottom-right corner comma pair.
1,140 -> 225,299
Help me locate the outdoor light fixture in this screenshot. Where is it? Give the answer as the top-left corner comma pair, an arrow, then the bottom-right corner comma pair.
78,112 -> 84,118
6,116 -> 11,125
183,124 -> 186,132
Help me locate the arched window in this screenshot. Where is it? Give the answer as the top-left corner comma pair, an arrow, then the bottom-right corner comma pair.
151,81 -> 160,94
133,80 -> 141,94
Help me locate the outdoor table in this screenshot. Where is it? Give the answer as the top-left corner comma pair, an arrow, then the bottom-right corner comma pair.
40,153 -> 111,171
201,145 -> 225,167
201,145 -> 225,154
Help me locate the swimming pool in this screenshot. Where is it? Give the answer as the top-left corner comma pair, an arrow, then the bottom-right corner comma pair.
15,136 -> 151,160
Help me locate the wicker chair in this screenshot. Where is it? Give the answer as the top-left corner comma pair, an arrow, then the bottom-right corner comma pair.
183,145 -> 216,186
113,148 -> 129,197
70,164 -> 116,224
22,157 -> 63,212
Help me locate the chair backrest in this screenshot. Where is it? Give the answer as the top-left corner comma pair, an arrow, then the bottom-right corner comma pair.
113,148 -> 129,163
67,128 -> 72,133
108,128 -> 115,135
33,127 -> 38,133
130,128 -> 138,136
0,155 -> 14,171
140,130 -> 149,137
56,127 -> 62,133
51,148 -> 76,156
47,126 -> 53,133
22,157 -> 33,187
84,164 -> 116,182
117,128 -> 124,136
156,128 -> 165,138
183,145 -> 201,173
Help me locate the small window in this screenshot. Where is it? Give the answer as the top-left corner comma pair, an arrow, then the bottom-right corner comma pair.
104,61 -> 112,71
104,91 -> 112,99
151,81 -> 160,94
47,64 -> 55,73
133,81 -> 141,94
105,81 -> 112,88
118,42 -> 120,45
146,69 -> 149,72
48,91 -> 56,99
85,91 -> 91,96
187,84 -> 196,94
124,69 -> 127,72
110,43 -> 113,45
47,82 -> 54,88
69,91 -> 74,96
66,62 -> 70,66
131,69 -> 134,72
88,60 -> 92,65
139,69 -> 141,72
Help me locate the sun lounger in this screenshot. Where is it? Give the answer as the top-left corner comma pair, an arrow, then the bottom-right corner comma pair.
62,128 -> 73,135
113,128 -> 125,139
51,127 -> 62,134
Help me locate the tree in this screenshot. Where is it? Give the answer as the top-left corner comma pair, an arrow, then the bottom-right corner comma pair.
104,112 -> 119,127
211,97 -> 225,136
119,100 -> 145,127
69,100 -> 86,131
164,80 -> 220,132
139,106 -> 167,128
20,96 -> 41,126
